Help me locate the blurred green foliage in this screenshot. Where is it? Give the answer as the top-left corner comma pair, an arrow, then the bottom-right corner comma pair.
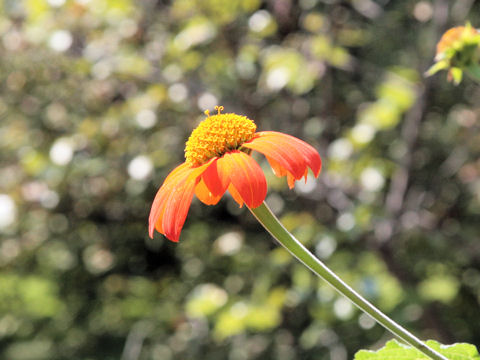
0,0 -> 480,359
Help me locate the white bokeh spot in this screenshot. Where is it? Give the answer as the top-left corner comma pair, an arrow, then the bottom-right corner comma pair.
135,109 -> 157,129
128,155 -> 153,180
0,195 -> 16,229
360,167 -> 385,192
50,138 -> 74,166
328,138 -> 353,160
49,30 -> 73,52
249,10 -> 272,33
266,67 -> 289,91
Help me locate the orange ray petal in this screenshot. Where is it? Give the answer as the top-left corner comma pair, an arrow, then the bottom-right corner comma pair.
161,179 -> 196,242
195,178 -> 222,205
162,162 -> 213,241
284,135 -> 322,177
244,131 -> 321,184
202,158 -> 230,196
217,151 -> 267,208
287,172 -> 296,189
228,183 -> 244,208
265,155 -> 288,178
243,133 -> 305,179
266,155 -> 296,189
148,162 -> 191,238
258,131 -> 321,176
148,160 -> 212,241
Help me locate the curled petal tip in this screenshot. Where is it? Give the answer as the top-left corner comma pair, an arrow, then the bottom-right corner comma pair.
166,233 -> 180,243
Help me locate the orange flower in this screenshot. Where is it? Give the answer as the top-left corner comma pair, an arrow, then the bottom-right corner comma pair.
148,106 -> 322,242
435,26 -> 477,58
427,24 -> 480,84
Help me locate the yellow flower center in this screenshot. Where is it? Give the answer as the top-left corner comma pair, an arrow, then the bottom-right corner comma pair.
185,106 -> 257,166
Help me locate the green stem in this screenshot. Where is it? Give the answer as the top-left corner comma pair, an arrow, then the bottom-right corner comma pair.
248,202 -> 448,360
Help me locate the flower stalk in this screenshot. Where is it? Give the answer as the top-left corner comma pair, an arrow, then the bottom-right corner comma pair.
248,202 -> 448,360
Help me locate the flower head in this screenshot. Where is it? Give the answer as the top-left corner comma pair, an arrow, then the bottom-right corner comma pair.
426,24 -> 480,84
185,107 -> 256,166
435,26 -> 478,59
149,107 -> 322,242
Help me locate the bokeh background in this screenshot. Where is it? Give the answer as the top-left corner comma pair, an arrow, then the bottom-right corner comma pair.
1,0 -> 480,359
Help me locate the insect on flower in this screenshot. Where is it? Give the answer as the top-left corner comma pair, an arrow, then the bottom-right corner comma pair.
148,106 -> 322,242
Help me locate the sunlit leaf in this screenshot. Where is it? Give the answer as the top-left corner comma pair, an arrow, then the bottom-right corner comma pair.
355,339 -> 480,360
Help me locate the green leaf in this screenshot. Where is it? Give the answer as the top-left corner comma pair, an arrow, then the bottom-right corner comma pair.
466,65 -> 480,82
354,339 -> 480,360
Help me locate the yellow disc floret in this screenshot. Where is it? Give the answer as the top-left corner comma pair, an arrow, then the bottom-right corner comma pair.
185,106 -> 257,166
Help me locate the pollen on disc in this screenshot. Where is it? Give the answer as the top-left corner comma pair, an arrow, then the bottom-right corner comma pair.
185,112 -> 256,166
